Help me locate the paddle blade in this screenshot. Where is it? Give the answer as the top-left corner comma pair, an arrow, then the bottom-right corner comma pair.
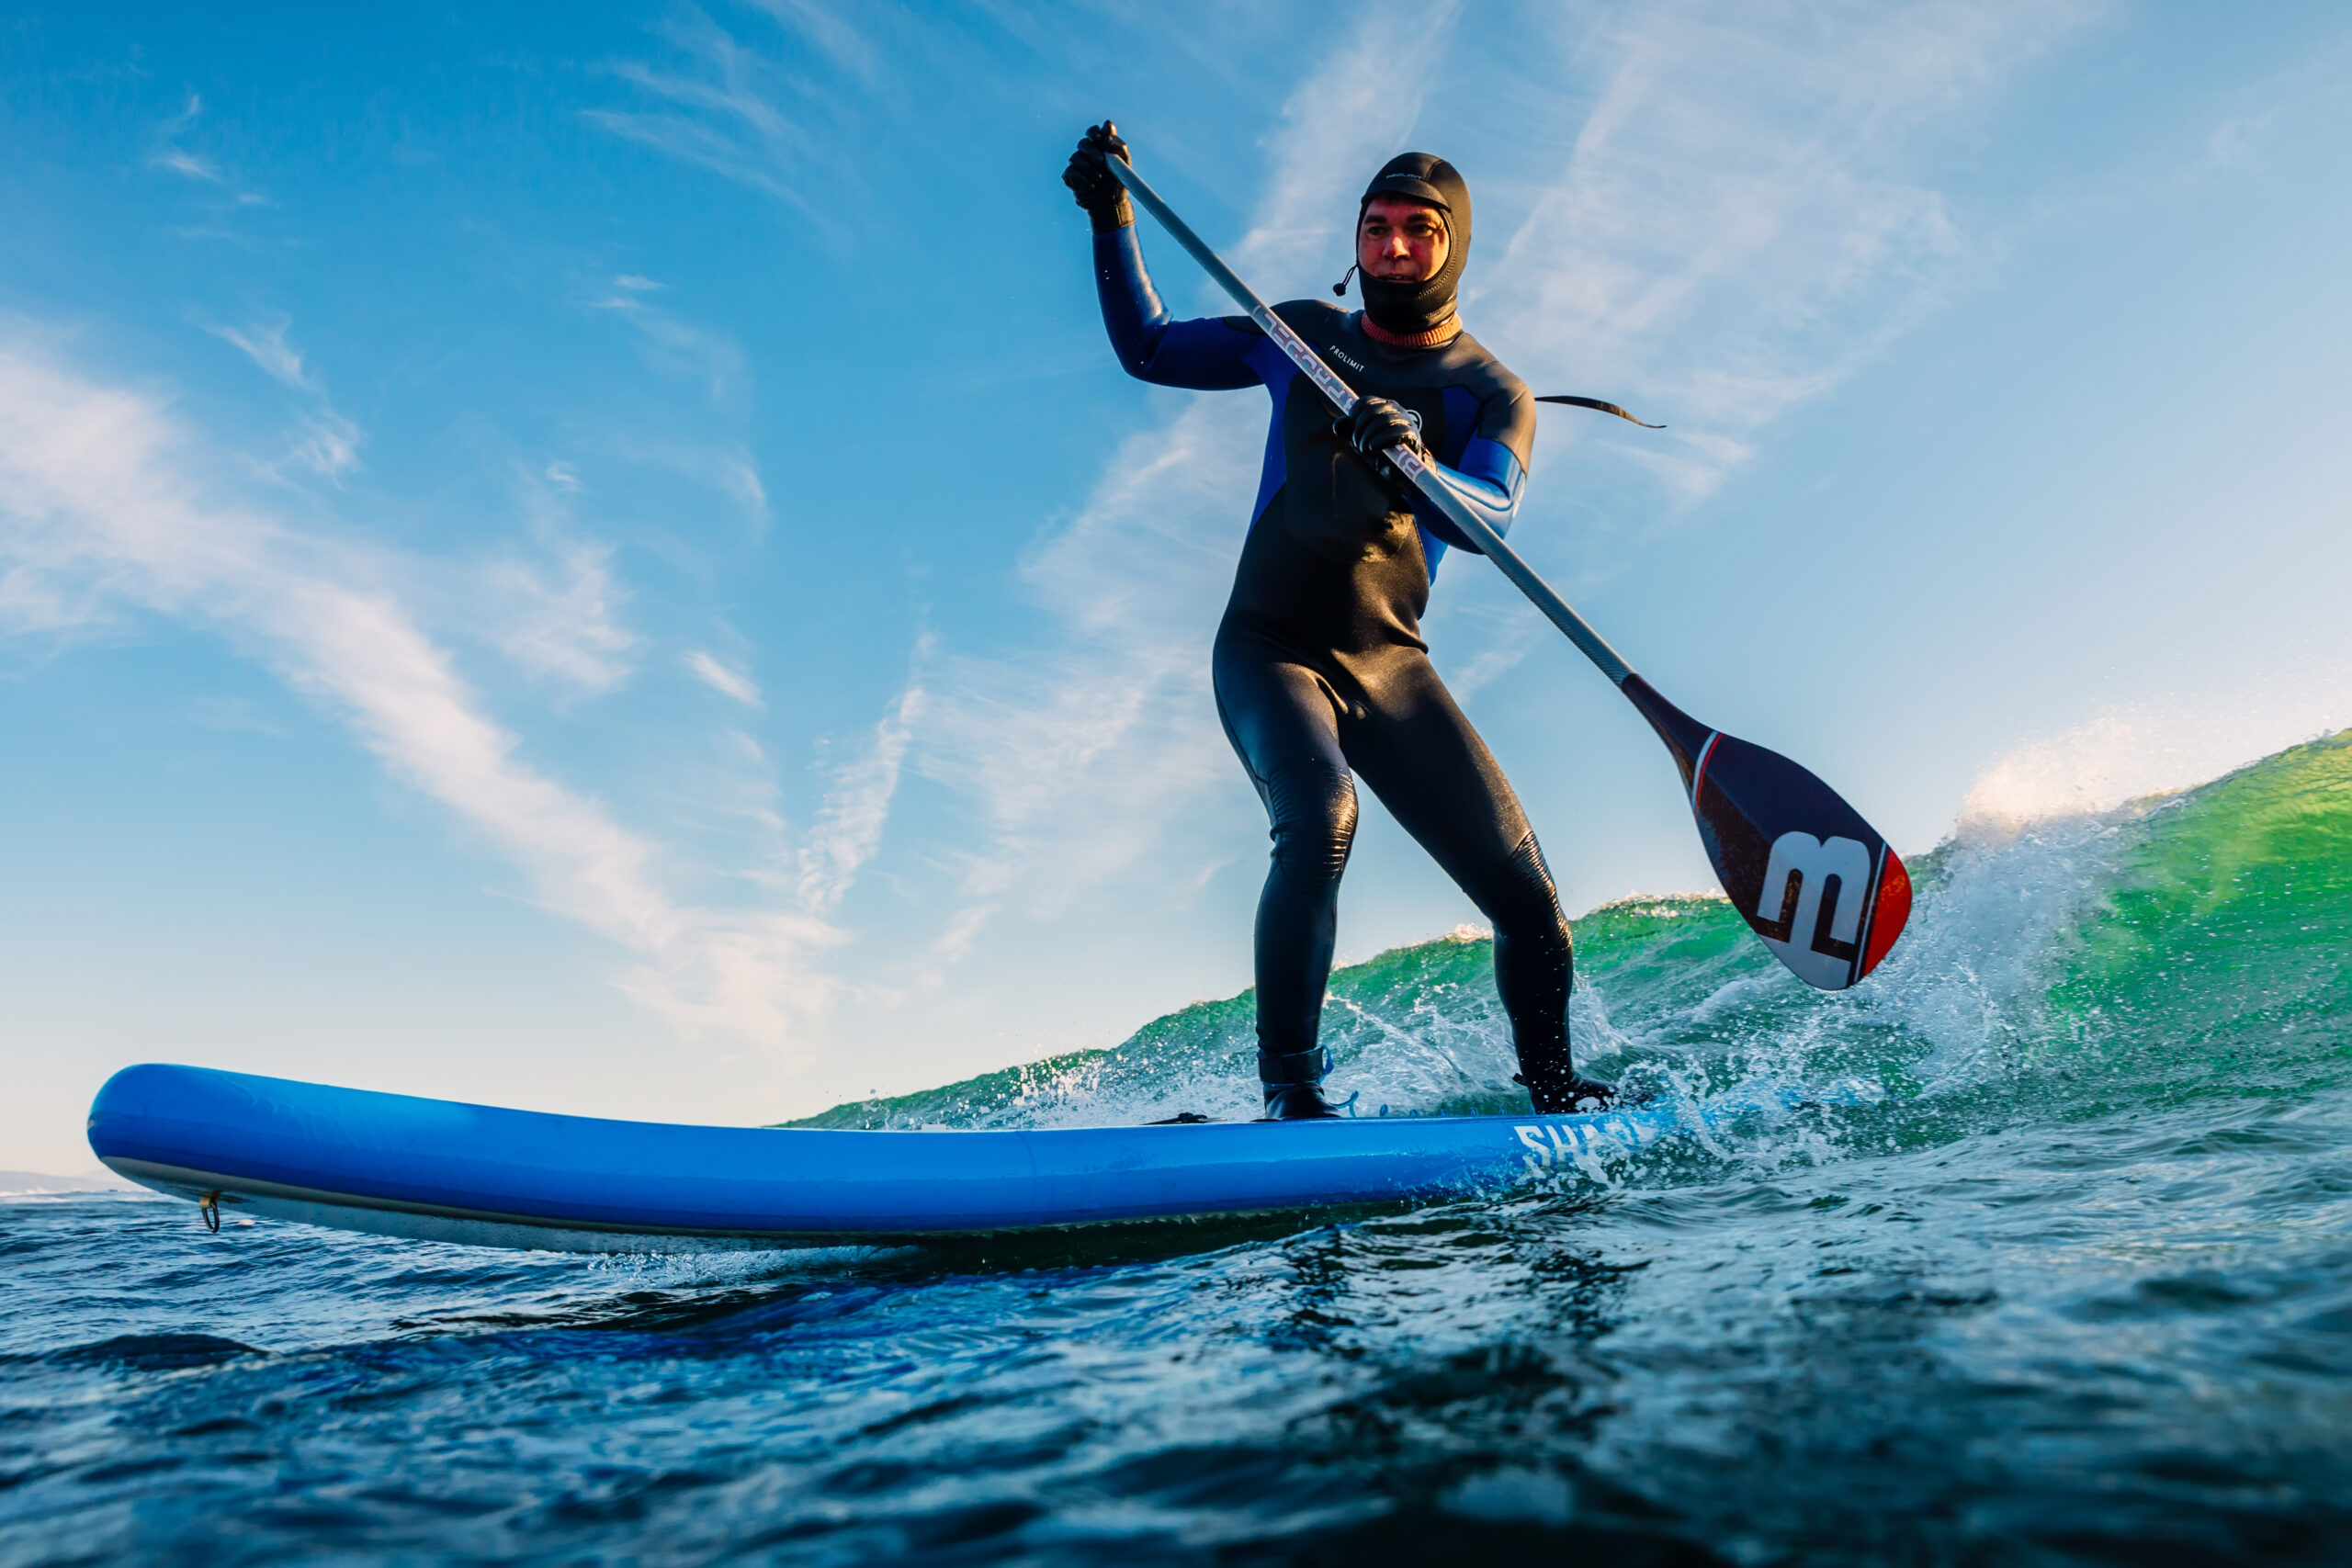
1621,675 -> 1910,990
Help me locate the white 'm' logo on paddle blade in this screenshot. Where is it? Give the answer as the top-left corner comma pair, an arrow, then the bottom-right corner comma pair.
1756,831 -> 1871,988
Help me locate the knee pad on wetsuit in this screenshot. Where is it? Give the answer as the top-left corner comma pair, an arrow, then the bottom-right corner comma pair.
1486,829 -> 1572,949
1260,761 -> 1357,885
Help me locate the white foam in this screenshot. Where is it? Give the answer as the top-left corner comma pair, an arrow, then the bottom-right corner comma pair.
1961,678 -> 2352,843
1871,811 -> 2133,1082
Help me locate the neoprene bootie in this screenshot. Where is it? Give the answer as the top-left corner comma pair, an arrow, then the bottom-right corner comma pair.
1260,1046 -> 1345,1121
1514,1068 -> 1617,1115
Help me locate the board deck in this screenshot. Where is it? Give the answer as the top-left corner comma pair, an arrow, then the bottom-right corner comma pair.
86,1064 -> 1856,1253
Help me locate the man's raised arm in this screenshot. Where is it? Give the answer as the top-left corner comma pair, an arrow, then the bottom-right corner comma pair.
1065,121 -> 1259,391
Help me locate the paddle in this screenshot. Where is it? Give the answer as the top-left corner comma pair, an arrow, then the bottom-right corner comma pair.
1105,154 -> 1911,990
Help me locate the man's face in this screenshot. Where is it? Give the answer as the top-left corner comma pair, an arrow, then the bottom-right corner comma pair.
1358,196 -> 1450,284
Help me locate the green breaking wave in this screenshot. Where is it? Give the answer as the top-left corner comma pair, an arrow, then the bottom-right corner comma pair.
2042,728 -> 2352,1097
787,730 -> 2352,1131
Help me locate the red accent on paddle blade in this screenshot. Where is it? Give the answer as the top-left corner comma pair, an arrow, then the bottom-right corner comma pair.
1860,850 -> 1911,980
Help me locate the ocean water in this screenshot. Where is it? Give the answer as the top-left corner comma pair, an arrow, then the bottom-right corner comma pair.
6,732 -> 2351,1564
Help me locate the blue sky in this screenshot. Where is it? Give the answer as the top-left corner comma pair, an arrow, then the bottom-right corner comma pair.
4,3 -> 2349,1171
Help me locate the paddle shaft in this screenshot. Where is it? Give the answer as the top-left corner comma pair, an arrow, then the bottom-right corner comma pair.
1105,157 -> 1635,687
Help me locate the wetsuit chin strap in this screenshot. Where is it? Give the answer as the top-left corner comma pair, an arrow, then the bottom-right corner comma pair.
1360,310 -> 1460,349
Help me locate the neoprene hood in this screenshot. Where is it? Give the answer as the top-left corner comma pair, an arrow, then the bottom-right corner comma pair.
1356,152 -> 1471,336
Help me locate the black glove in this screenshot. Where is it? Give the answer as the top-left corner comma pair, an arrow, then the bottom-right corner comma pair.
1336,396 -> 1426,495
1062,121 -> 1133,234
1339,397 -> 1425,460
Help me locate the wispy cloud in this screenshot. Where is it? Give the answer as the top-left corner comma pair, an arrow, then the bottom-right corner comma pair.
799,640 -> 926,912
149,94 -> 269,207
2195,108 -> 2277,177
588,4 -> 846,212
154,147 -> 223,184
485,534 -> 637,695
605,436 -> 770,524
0,331 -> 836,1045
203,314 -> 311,391
1481,0 -> 2098,504
686,648 -> 762,707
575,274 -> 770,531
591,279 -> 749,408
286,411 -> 364,481
743,0 -> 876,82
201,313 -> 367,483
584,3 -> 871,213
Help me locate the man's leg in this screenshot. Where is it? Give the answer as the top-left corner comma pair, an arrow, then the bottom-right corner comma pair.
1343,654 -> 1613,1112
1213,628 -> 1355,1119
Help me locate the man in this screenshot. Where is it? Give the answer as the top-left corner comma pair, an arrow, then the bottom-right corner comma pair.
1063,122 -> 1614,1121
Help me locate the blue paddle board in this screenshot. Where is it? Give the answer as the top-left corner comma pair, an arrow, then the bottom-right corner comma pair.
86,1063 -> 1854,1252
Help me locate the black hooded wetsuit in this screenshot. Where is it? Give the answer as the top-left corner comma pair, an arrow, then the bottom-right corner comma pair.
1090,222 -> 1580,1093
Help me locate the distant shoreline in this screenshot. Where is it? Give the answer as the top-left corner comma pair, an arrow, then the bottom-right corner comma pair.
0,1170 -> 141,1196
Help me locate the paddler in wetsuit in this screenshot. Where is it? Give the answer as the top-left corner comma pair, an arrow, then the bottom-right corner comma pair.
1064,122 -> 1617,1122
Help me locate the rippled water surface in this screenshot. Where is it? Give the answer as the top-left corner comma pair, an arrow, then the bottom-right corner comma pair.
6,735 -> 2350,1564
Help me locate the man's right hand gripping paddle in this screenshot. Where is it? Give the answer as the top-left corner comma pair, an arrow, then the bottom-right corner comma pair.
1099,141 -> 1911,992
